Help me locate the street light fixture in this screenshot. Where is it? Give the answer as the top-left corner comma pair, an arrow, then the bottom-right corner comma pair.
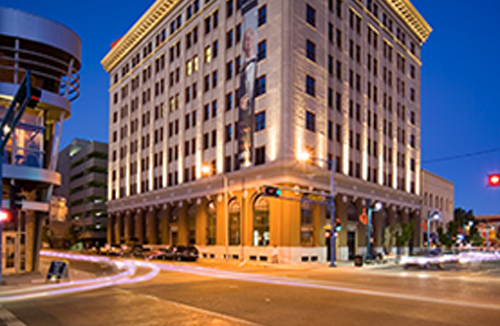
201,163 -> 229,262
427,210 -> 440,249
365,200 -> 382,261
298,151 -> 336,267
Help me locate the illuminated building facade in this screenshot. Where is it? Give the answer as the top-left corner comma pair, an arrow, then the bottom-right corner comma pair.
0,7 -> 81,272
102,0 -> 431,262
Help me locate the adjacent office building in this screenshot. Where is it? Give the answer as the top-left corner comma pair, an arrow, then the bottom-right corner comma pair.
0,7 -> 81,273
102,0 -> 431,262
54,139 -> 108,248
420,169 -> 454,242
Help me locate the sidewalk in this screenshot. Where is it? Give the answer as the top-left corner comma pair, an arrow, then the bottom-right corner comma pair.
0,257 -> 101,290
194,257 -> 393,272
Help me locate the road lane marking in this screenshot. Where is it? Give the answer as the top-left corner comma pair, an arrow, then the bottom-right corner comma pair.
153,263 -> 500,311
116,289 -> 266,326
0,305 -> 27,326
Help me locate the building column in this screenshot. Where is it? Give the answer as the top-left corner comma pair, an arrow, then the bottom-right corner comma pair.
373,209 -> 384,248
412,209 -> 422,248
107,214 -> 115,245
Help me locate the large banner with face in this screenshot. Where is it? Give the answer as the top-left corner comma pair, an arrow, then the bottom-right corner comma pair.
238,0 -> 258,168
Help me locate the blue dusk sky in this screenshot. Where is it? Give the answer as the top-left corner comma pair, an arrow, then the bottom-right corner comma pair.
2,0 -> 499,215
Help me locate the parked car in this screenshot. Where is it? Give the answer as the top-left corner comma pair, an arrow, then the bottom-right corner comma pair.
147,247 -> 176,261
147,245 -> 199,262
175,245 -> 199,262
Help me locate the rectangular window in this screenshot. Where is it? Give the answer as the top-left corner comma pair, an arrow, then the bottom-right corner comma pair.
236,24 -> 242,43
306,5 -> 316,27
305,110 -> 315,132
257,40 -> 267,61
227,0 -> 234,17
211,130 -> 217,147
255,111 -> 266,131
212,100 -> 217,117
327,121 -> 333,140
213,40 -> 219,57
328,56 -> 333,74
328,88 -> 333,108
227,30 -> 234,48
305,75 -> 315,97
336,92 -> 341,111
225,124 -> 233,142
255,146 -> 266,165
226,61 -> 233,79
204,104 -> 210,120
256,75 -> 266,96
306,40 -> 316,62
335,124 -> 341,142
258,5 -> 267,26
226,92 -> 233,110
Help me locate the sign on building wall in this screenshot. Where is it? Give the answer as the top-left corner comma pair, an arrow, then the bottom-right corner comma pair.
237,0 -> 259,168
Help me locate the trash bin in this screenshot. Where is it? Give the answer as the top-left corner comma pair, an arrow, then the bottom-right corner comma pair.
354,255 -> 363,267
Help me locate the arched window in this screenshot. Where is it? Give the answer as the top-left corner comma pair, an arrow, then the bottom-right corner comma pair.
187,204 -> 196,245
206,201 -> 217,245
347,202 -> 357,221
229,199 -> 241,245
156,208 -> 163,244
300,199 -> 314,247
253,196 -> 269,246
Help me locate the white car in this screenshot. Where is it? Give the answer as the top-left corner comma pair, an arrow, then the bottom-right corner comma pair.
400,249 -> 457,270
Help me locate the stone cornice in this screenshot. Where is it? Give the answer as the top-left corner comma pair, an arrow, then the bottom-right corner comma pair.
386,0 -> 432,44
101,0 -> 180,72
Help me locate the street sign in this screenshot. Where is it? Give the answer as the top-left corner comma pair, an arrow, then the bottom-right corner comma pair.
307,194 -> 325,202
421,221 -> 428,231
359,208 -> 368,225
46,260 -> 70,283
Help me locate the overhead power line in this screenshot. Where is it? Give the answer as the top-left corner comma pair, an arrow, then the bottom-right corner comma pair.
422,147 -> 500,164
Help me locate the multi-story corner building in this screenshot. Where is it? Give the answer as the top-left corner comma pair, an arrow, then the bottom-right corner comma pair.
102,0 -> 431,262
0,7 -> 81,273
54,139 -> 108,248
420,169 -> 454,243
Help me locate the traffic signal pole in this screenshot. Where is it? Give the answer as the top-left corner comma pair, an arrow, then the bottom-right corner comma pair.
329,160 -> 336,267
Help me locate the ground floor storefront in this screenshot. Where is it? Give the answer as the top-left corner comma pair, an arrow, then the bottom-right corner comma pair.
107,164 -> 423,263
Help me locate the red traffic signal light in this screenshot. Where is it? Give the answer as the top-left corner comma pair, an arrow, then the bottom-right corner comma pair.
263,186 -> 282,197
0,210 -> 10,222
488,174 -> 500,187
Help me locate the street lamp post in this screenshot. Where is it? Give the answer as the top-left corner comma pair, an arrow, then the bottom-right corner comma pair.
427,211 -> 440,249
365,200 -> 382,261
299,152 -> 336,267
202,164 -> 229,262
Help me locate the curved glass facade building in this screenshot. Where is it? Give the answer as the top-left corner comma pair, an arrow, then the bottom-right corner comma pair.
0,7 -> 81,274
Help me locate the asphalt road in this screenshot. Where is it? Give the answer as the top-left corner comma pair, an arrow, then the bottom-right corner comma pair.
2,259 -> 500,326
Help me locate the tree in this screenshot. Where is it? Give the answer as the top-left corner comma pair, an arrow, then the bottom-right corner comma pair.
64,224 -> 81,247
41,225 -> 54,248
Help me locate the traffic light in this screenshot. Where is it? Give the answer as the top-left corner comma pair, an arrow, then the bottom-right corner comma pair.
335,218 -> 342,232
28,87 -> 42,108
0,210 -> 10,222
324,230 -> 332,238
10,186 -> 25,210
488,174 -> 500,187
263,186 -> 282,197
